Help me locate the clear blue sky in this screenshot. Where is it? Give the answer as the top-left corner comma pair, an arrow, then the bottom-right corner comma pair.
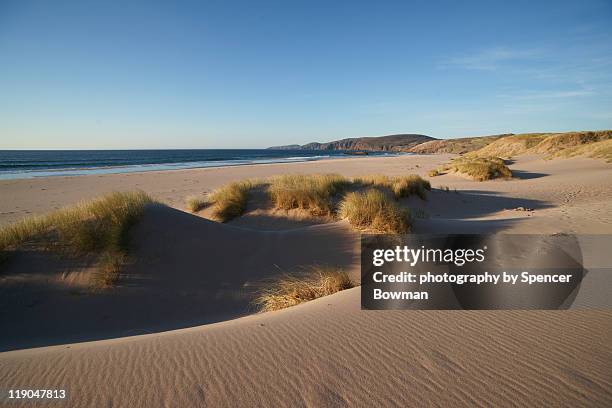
1,0 -> 611,149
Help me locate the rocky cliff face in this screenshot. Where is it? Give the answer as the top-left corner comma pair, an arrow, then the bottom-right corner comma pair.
269,134 -> 435,151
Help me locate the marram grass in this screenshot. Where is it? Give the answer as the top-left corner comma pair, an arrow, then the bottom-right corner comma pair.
268,174 -> 349,216
207,180 -> 257,222
448,157 -> 512,181
254,266 -> 354,312
353,174 -> 431,200
339,188 -> 411,233
193,174 -> 427,234
186,195 -> 209,213
0,191 -> 152,287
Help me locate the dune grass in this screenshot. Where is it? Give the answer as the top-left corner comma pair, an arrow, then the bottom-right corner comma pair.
533,130 -> 611,156
186,195 -> 209,213
409,134 -> 508,154
428,169 -> 440,177
268,174 -> 349,216
448,157 -> 512,181
353,174 -> 431,200
208,180 -> 257,222
197,174 -> 429,231
0,191 -> 153,286
339,188 -> 411,233
552,138 -> 612,162
467,130 -> 612,160
539,132 -> 603,151
254,266 -> 354,312
470,133 -> 550,158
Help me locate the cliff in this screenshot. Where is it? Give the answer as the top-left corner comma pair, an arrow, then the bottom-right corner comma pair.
268,134 -> 435,152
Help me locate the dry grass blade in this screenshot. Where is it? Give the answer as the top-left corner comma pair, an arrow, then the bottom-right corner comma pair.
254,266 -> 354,312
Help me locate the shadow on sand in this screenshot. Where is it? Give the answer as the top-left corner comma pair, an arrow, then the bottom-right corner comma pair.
0,205 -> 358,351
510,170 -> 549,180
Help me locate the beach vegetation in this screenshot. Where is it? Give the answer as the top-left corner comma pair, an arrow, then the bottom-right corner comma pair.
551,138 -> 612,162
254,266 -> 354,312
353,174 -> 431,200
339,188 -> 411,233
208,180 -> 257,222
0,191 -> 152,287
448,157 -> 512,181
268,174 -> 349,216
186,195 -> 210,213
467,130 -> 612,160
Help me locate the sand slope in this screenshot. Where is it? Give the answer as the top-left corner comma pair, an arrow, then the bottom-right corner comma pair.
0,205 -> 358,351
1,291 -> 611,407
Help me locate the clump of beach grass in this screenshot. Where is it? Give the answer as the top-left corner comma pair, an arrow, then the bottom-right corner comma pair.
208,180 -> 257,222
353,174 -> 431,200
268,174 -> 349,216
254,266 -> 354,312
186,195 -> 209,213
428,169 -> 441,177
339,188 -> 411,233
0,191 -> 153,287
448,157 -> 512,181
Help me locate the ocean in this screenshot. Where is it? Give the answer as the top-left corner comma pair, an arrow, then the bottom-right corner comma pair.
0,149 -> 399,180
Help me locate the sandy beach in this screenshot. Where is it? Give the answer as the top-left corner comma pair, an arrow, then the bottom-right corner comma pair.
1,153 -> 611,407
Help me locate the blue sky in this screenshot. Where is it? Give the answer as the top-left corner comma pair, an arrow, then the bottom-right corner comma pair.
1,0 -> 611,149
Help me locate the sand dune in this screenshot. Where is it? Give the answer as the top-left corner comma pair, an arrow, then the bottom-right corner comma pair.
1,153 -> 611,407
0,205 -> 358,351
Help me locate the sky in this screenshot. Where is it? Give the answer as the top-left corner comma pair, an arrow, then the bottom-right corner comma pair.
1,0 -> 611,149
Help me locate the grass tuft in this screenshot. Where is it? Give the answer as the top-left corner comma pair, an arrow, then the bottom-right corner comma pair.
449,157 -> 512,181
428,169 -> 441,177
208,180 -> 256,222
254,266 -> 354,312
268,174 -> 349,216
353,174 -> 431,200
0,191 -> 152,287
339,188 -> 411,233
186,195 -> 209,213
